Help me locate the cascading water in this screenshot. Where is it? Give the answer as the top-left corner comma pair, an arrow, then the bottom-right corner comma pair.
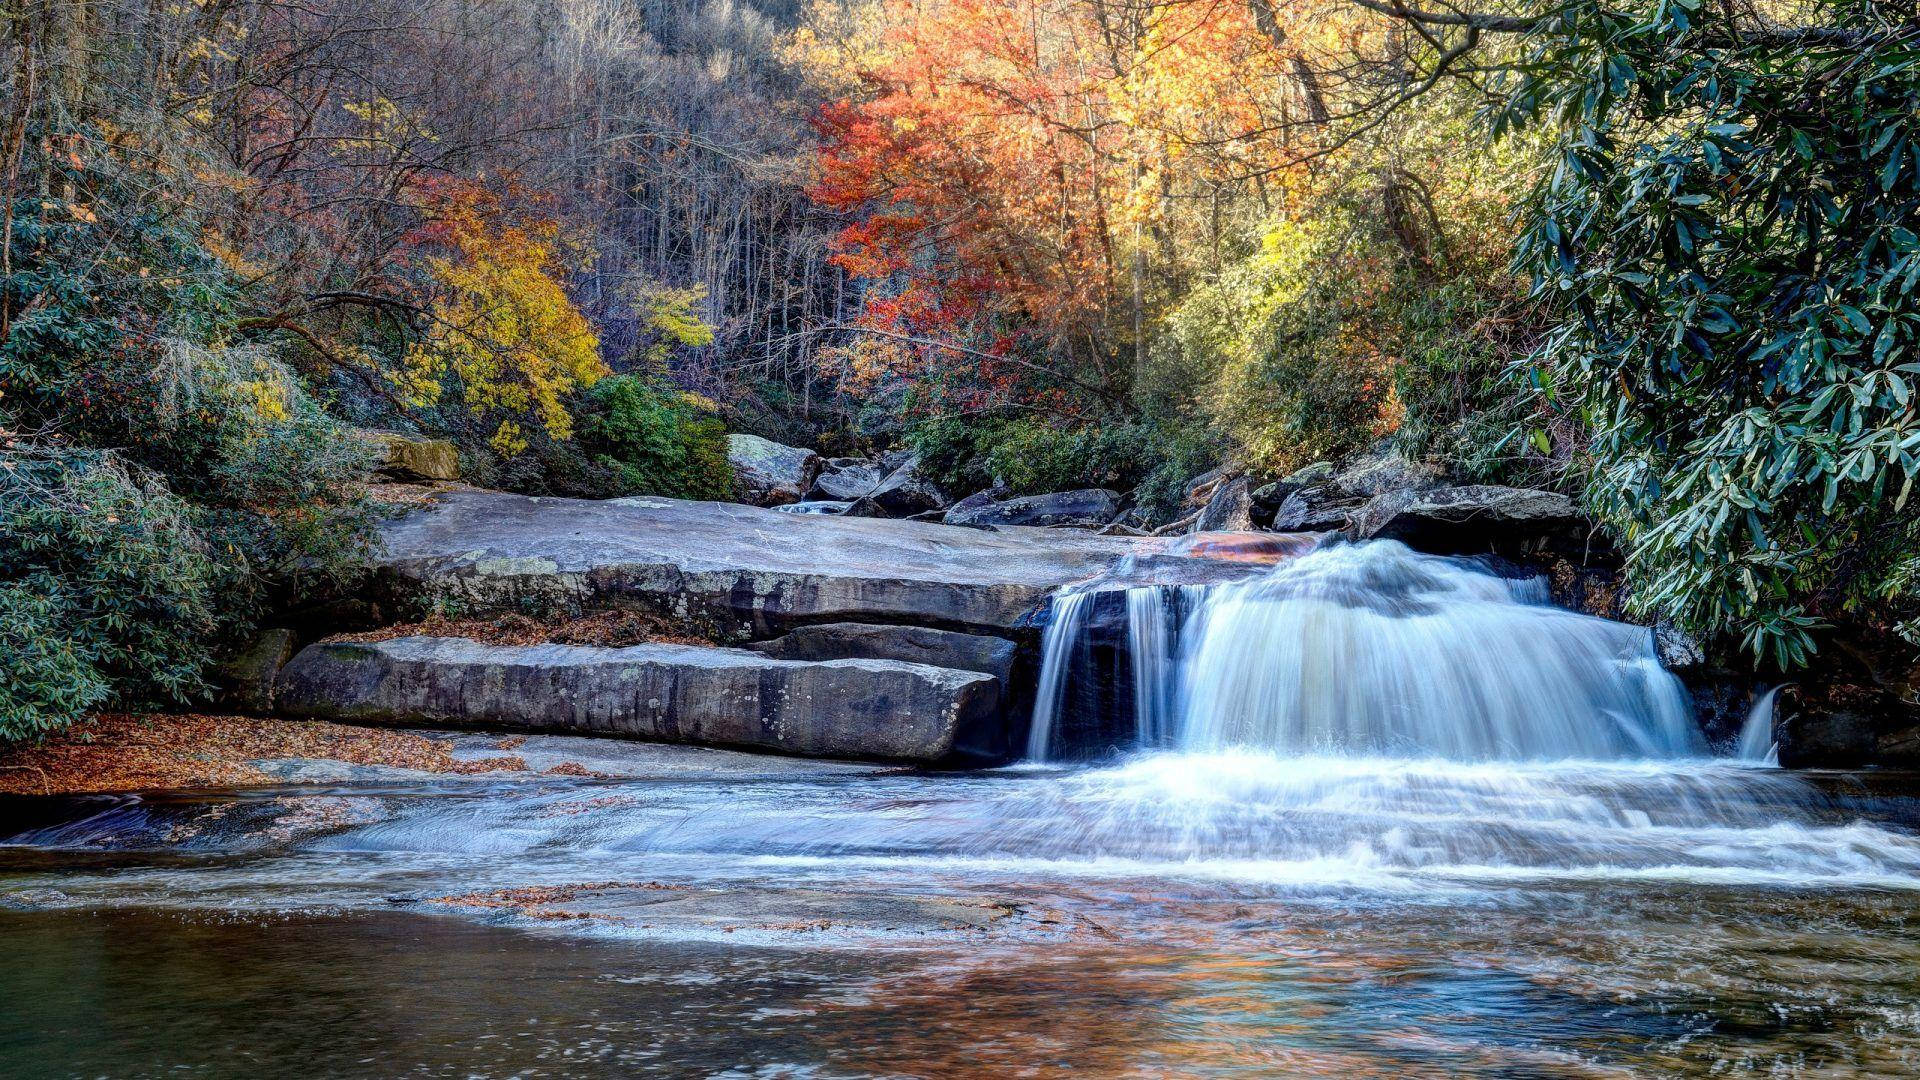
1031,540 -> 1703,762
1026,590 -> 1096,760
1738,685 -> 1783,765
1175,542 -> 1700,759
998,538 -> 1920,894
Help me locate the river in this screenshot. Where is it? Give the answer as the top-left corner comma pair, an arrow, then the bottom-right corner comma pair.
5,542 -> 1920,1076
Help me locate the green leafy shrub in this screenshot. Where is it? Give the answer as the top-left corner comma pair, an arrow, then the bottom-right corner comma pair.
908,413 -> 1220,524
905,414 -> 1005,494
1505,0 -> 1920,666
576,375 -> 733,500
1,161 -> 375,740
0,448 -> 230,740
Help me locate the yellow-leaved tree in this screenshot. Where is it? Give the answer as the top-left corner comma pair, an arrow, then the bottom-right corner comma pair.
401,182 -> 607,455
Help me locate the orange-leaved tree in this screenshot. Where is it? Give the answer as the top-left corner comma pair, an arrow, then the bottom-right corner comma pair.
795,0 -> 1383,411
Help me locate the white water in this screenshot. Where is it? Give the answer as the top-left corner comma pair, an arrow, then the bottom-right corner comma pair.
987,541 -> 1920,892
1739,685 -> 1783,765
1033,540 -> 1702,762
1027,589 -> 1096,760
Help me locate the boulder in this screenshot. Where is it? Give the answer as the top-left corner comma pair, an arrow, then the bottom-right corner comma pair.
368,489 -> 1258,639
1271,491 -> 1360,533
809,460 -> 883,502
363,431 -> 459,482
1351,485 -> 1584,555
744,623 -> 1017,687
1249,463 -> 1334,523
1282,461 -> 1336,487
851,455 -> 949,517
943,488 -> 1119,529
943,485 -> 1008,521
1778,685 -> 1920,768
727,434 -> 821,506
1193,476 -> 1253,533
1328,447 -> 1442,499
216,628 -> 298,714
277,636 -> 1007,764
1249,480 -> 1296,515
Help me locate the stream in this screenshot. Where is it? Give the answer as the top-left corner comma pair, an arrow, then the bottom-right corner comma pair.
6,542 -> 1920,1076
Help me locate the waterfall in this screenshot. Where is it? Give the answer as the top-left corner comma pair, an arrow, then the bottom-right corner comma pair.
1031,540 -> 1707,762
1129,586 -> 1204,748
1738,686 -> 1782,765
1026,589 -> 1096,761
1127,587 -> 1174,748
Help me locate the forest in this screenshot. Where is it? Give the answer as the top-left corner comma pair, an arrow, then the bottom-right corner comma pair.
2,0 -> 1917,738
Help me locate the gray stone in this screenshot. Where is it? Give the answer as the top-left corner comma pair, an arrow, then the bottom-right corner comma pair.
369,489 -> 1256,639
727,434 -> 821,506
277,636 -> 1006,764
1329,448 -> 1443,499
1282,461 -> 1336,487
943,488 -> 1119,529
1193,476 -> 1253,533
852,455 -> 949,517
945,485 -> 1009,518
1352,485 -> 1584,555
217,628 -> 298,714
1271,491 -> 1357,533
1249,480 -> 1298,513
1655,623 -> 1706,670
809,461 -> 883,501
745,623 -> 1017,686
363,431 -> 459,482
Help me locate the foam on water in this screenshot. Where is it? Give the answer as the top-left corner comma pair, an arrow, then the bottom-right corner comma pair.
999,539 -> 1920,891
1032,540 -> 1702,762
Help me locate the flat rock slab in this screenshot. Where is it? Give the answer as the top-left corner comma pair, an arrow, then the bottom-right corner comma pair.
276,636 -> 1005,764
373,489 -> 1258,636
744,623 -> 1017,684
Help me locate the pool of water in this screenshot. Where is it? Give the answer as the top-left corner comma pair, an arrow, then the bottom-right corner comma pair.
6,745 -> 1920,1077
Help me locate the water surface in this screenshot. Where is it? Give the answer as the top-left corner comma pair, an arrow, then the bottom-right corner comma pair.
6,746 -> 1920,1077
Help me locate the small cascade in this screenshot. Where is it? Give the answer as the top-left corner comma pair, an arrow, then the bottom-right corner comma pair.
1738,686 -> 1783,765
1026,590 -> 1097,760
1029,540 -> 1709,762
1127,586 -> 1210,748
1127,587 -> 1177,748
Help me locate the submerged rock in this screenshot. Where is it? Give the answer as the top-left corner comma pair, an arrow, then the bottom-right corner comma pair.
943,488 -> 1118,529
727,434 -> 820,506
277,636 -> 1008,764
773,500 -> 854,516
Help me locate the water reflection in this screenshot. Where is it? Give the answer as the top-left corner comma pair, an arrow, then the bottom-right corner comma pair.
5,750 -> 1920,1075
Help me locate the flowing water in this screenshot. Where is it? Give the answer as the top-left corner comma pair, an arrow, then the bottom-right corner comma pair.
6,541 -> 1920,1076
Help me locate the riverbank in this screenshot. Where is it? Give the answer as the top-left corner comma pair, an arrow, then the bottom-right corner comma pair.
0,714 -> 533,796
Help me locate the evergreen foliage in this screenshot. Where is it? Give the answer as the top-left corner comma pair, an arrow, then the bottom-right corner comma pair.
1505,0 -> 1920,665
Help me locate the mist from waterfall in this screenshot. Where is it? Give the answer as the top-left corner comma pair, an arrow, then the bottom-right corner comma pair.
1028,540 -> 1706,763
